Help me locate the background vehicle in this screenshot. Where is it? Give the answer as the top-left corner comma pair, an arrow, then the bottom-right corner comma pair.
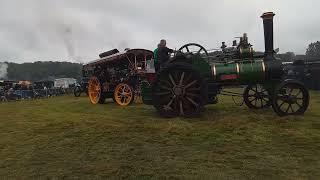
283,60 -> 320,90
74,77 -> 89,97
84,48 -> 153,105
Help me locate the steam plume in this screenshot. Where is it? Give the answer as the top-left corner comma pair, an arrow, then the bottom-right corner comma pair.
0,63 -> 8,79
60,25 -> 84,63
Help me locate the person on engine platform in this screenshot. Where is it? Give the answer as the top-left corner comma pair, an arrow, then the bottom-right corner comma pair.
153,44 -> 160,73
156,39 -> 175,69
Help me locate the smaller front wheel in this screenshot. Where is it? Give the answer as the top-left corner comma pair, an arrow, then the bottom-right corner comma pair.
88,76 -> 106,104
272,81 -> 309,116
114,83 -> 134,106
243,84 -> 271,109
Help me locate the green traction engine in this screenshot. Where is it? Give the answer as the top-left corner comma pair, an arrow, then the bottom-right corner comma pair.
141,12 -> 310,117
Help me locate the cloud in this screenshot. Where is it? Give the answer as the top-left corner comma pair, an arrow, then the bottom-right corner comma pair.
0,0 -> 319,63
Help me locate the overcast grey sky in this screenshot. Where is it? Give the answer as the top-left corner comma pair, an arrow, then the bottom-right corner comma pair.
0,0 -> 319,63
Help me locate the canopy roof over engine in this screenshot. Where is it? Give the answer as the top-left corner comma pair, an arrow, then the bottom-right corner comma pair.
84,49 -> 153,67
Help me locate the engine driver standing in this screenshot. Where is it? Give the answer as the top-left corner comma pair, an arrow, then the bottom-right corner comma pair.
153,44 -> 160,72
156,39 -> 175,70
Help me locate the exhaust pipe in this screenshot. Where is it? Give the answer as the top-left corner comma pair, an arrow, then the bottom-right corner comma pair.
260,12 -> 283,79
261,12 -> 275,56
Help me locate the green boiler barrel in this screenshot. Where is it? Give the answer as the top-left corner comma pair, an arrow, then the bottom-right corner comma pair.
211,60 -> 266,84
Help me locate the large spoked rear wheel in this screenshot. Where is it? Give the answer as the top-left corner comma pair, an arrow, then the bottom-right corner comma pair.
272,81 -> 309,116
244,84 -> 271,109
152,65 -> 206,118
114,83 -> 134,106
178,43 -> 209,56
88,76 -> 106,104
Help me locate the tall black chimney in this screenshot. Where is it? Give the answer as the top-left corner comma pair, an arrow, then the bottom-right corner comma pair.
261,12 -> 275,55
261,12 -> 283,80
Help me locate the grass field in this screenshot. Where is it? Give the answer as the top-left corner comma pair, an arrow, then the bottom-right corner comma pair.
0,91 -> 320,179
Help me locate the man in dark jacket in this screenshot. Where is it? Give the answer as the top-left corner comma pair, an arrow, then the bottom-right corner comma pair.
157,39 -> 175,69
153,44 -> 160,72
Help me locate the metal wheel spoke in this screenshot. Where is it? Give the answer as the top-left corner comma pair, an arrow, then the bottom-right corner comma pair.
295,102 -> 302,109
185,46 -> 190,52
288,87 -> 293,95
285,104 -> 291,113
278,101 -> 285,109
249,89 -> 255,94
183,74 -> 193,86
179,72 -> 185,86
186,97 -> 198,106
184,80 -> 197,89
249,98 -> 257,103
295,90 -> 302,97
167,98 -> 174,106
168,74 -> 176,86
162,98 -> 174,111
290,105 -> 295,113
124,86 -> 129,92
179,100 -> 184,115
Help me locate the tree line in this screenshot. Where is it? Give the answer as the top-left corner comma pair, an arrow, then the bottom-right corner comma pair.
4,61 -> 82,82
276,41 -> 320,62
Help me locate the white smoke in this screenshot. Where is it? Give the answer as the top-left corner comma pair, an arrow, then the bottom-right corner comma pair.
59,25 -> 84,64
0,63 -> 8,79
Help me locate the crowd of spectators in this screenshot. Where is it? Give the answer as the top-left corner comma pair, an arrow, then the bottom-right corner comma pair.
0,82 -> 74,102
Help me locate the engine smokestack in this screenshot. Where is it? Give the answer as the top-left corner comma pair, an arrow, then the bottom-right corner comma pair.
261,12 -> 275,56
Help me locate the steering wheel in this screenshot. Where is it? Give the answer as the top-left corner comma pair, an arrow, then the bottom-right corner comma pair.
178,43 -> 209,57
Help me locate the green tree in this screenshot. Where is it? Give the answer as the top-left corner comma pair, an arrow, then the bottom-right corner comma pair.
306,41 -> 320,58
